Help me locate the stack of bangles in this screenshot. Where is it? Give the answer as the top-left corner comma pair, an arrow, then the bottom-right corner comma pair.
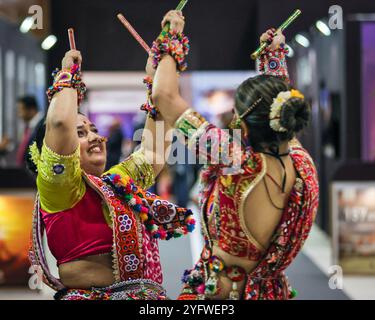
46,64 -> 87,106
140,30 -> 190,120
140,76 -> 159,120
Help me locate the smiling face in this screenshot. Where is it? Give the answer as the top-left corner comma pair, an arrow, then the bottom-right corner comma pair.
77,114 -> 107,176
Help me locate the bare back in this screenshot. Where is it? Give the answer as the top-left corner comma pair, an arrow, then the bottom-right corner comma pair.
211,151 -> 297,299
244,154 -> 297,250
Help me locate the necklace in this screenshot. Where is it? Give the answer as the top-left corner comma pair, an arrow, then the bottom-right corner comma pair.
261,146 -> 289,211
265,172 -> 283,190
262,147 -> 289,193
263,178 -> 285,211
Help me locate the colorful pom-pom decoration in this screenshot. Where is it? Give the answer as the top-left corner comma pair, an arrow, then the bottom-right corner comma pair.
102,172 -> 196,241
150,31 -> 190,72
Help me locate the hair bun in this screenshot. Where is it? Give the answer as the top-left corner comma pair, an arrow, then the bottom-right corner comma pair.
279,97 -> 310,133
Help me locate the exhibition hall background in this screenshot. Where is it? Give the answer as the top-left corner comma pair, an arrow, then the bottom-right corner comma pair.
0,0 -> 375,300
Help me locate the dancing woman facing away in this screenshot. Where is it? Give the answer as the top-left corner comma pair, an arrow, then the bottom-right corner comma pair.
151,11 -> 319,300
27,38 -> 195,299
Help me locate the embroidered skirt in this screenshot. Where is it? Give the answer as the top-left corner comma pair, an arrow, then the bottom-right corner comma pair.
55,279 -> 168,300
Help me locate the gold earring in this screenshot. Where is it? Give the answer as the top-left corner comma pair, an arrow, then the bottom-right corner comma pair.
229,116 -> 242,129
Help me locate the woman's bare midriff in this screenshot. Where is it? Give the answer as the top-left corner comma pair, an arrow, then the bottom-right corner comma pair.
58,253 -> 115,289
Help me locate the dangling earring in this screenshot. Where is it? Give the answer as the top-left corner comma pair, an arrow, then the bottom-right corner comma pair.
243,125 -> 249,140
229,116 -> 242,129
240,124 -> 251,146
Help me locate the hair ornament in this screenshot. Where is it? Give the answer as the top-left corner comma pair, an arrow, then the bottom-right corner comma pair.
240,97 -> 263,119
269,89 -> 304,132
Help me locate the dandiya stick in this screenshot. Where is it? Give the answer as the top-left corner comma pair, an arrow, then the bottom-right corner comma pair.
68,28 -> 76,50
157,0 -> 189,41
117,13 -> 151,53
250,9 -> 302,60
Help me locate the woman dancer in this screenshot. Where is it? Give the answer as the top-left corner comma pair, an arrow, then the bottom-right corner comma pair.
28,34 -> 195,299
151,11 -> 319,300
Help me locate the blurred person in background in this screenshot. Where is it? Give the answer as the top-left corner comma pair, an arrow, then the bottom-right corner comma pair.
16,96 -> 44,167
152,11 -> 319,300
170,133 -> 197,208
0,136 -> 11,163
27,30 -> 195,299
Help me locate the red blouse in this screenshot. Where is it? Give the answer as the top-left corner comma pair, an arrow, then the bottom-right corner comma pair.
41,186 -> 113,266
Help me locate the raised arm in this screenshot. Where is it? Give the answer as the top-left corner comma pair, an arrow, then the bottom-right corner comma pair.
45,50 -> 82,155
139,56 -> 174,177
258,28 -> 306,149
34,50 -> 86,213
105,57 -> 174,188
152,11 -> 243,171
257,28 -> 289,81
151,11 -> 189,126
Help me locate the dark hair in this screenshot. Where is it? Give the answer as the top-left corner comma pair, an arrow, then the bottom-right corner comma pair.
25,111 -> 87,176
234,75 -> 311,152
18,95 -> 39,111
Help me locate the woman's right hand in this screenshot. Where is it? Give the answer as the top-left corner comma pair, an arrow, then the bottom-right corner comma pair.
61,49 -> 82,70
146,10 -> 185,76
161,10 -> 185,34
0,135 -> 10,150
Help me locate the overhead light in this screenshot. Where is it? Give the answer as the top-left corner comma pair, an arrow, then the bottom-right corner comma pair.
316,20 -> 331,36
41,35 -> 57,50
295,34 -> 310,47
19,16 -> 34,33
285,44 -> 294,57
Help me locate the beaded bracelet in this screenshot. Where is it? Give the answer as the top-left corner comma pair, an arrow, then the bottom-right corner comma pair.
46,64 -> 87,106
150,30 -> 190,72
140,76 -> 160,120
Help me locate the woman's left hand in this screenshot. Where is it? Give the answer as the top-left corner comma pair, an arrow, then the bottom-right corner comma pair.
260,28 -> 286,51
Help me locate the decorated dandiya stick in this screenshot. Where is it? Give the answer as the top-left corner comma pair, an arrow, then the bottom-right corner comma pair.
157,0 -> 189,41
250,9 -> 302,60
68,28 -> 76,50
117,13 -> 151,53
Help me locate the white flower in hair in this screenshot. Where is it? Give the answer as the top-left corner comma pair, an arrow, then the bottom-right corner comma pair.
269,89 -> 305,133
278,91 -> 292,101
269,91 -> 291,133
270,118 -> 287,132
